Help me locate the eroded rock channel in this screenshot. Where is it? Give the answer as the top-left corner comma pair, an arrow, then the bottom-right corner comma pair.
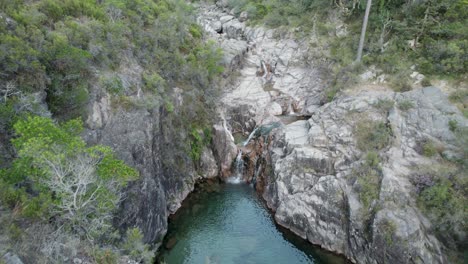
163,2 -> 467,264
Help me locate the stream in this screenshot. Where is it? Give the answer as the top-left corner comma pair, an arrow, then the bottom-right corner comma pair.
158,183 -> 346,264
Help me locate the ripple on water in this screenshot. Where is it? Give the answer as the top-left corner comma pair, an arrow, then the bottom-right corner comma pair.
159,184 -> 346,264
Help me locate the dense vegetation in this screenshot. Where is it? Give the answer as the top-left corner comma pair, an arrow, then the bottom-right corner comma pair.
226,0 -> 467,105
226,0 -> 467,76
0,116 -> 148,262
0,0 -> 223,262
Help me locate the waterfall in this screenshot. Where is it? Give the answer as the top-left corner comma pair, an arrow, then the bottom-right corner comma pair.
251,164 -> 262,187
287,102 -> 295,115
227,151 -> 244,184
243,127 -> 258,146
221,112 -> 235,143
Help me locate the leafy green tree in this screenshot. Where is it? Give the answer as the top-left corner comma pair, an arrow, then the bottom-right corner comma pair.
1,116 -> 138,239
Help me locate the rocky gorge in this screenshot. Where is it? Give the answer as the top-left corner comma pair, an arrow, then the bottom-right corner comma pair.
84,2 -> 466,262
0,0 -> 466,263
195,2 -> 467,264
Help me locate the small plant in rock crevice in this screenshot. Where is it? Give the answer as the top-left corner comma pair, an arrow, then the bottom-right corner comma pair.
397,99 -> 414,111
354,118 -> 393,152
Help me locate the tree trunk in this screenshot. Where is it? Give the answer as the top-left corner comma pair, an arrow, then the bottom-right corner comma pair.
356,0 -> 373,62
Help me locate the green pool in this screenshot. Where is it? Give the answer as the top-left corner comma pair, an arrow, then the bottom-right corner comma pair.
158,183 -> 346,264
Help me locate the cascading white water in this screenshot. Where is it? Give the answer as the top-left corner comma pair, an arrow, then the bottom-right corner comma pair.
243,127 -> 258,146
287,102 -> 295,115
227,151 -> 244,184
227,128 -> 258,183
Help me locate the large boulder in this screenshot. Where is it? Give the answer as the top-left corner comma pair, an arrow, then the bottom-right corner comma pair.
200,147 -> 219,179
212,124 -> 238,179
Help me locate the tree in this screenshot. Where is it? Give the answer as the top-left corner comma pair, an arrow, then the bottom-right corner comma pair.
4,116 -> 138,239
0,81 -> 21,102
356,0 -> 373,62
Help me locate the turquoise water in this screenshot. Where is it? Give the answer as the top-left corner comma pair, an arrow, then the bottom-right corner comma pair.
158,184 -> 346,264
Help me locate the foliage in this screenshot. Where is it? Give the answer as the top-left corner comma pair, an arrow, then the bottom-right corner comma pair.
354,119 -> 392,152
188,126 -> 212,162
122,227 -> 154,263
324,64 -> 362,102
374,98 -> 394,113
1,116 -> 138,239
0,0 -> 223,261
448,89 -> 468,118
352,151 -> 382,213
397,99 -> 414,111
378,219 -> 397,246
448,120 -> 458,132
388,72 -> 412,92
230,0 -> 466,83
92,248 -> 119,264
0,0 -> 223,121
417,173 -> 466,248
101,75 -> 124,95
421,139 -> 438,157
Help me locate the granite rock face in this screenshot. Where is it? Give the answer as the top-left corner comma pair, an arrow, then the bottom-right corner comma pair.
84,61 -> 211,244
197,4 -> 326,125
260,87 -> 466,263
85,101 -> 200,243
197,4 -> 465,263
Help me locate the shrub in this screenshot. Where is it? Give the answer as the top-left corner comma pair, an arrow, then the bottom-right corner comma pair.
398,99 -> 414,111
417,174 -> 466,250
143,72 -> 166,94
189,24 -> 202,39
122,227 -> 153,263
448,89 -> 468,118
353,155 -> 381,211
92,248 -> 118,264
355,119 -> 392,152
3,116 -> 139,239
378,219 -> 397,246
374,99 -> 394,113
389,73 -> 412,92
448,120 -> 458,132
422,140 -> 438,157
188,126 -> 212,162
0,101 -> 17,131
101,75 -> 124,95
46,82 -> 89,119
421,77 -> 432,87
365,151 -> 380,167
324,64 -> 362,102
358,170 -> 380,209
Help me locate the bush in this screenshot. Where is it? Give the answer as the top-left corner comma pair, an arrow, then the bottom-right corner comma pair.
122,228 -> 154,263
92,248 -> 119,264
374,99 -> 394,113
188,126 -> 212,162
448,89 -> 468,118
355,119 -> 392,152
421,77 -> 432,87
378,219 -> 397,246
101,75 -> 124,95
448,120 -> 458,132
143,72 -> 166,94
389,73 -> 412,92
3,116 -> 139,238
353,154 -> 381,211
417,173 -> 466,252
397,99 -> 414,111
422,140 -> 438,157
